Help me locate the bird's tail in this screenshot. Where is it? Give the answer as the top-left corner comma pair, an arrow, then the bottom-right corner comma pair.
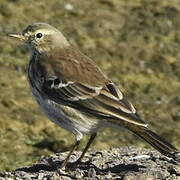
109,117 -> 178,158
129,125 -> 179,160
132,127 -> 175,156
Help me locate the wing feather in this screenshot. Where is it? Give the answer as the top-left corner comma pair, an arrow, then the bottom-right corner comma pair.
42,78 -> 147,126
39,47 -> 146,126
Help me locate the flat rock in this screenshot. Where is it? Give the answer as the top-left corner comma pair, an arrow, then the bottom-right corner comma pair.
0,147 -> 180,179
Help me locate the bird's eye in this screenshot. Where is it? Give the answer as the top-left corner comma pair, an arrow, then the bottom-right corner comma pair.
35,33 -> 43,39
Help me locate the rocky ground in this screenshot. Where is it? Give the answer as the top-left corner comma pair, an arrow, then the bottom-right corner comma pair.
0,147 -> 180,180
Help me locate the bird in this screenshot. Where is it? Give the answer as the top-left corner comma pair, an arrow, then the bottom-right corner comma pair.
8,23 -> 179,168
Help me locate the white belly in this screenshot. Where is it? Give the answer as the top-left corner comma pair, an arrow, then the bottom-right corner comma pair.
34,93 -> 100,139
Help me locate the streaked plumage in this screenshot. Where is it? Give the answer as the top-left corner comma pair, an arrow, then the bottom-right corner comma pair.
9,23 -> 179,168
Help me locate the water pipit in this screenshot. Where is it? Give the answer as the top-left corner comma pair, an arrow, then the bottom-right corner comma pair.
8,23 -> 179,168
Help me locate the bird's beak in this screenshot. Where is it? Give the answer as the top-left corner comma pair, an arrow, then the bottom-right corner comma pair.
8,33 -> 26,41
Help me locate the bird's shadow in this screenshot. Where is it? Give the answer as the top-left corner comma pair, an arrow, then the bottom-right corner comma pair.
16,159 -> 146,175
16,162 -> 58,173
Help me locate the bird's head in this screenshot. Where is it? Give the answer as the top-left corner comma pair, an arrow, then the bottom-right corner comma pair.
8,23 -> 70,53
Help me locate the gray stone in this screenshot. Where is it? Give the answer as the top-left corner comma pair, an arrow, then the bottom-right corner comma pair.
0,148 -> 179,179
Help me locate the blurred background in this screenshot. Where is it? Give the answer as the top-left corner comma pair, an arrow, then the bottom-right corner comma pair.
0,0 -> 179,170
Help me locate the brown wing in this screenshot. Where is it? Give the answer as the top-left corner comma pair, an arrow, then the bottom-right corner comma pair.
39,46 -> 147,126
40,46 -> 108,87
42,79 -> 146,126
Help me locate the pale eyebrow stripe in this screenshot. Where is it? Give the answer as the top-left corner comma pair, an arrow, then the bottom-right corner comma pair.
35,29 -> 58,35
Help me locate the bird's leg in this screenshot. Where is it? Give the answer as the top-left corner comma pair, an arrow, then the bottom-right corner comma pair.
60,139 -> 80,168
76,133 -> 97,163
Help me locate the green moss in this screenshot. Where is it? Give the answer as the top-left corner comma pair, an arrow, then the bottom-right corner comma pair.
0,0 -> 179,170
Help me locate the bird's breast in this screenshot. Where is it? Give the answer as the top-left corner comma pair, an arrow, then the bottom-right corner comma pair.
27,58 -> 101,136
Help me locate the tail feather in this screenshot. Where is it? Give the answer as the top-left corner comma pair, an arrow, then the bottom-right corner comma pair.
131,126 -> 178,158
109,118 -> 179,161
